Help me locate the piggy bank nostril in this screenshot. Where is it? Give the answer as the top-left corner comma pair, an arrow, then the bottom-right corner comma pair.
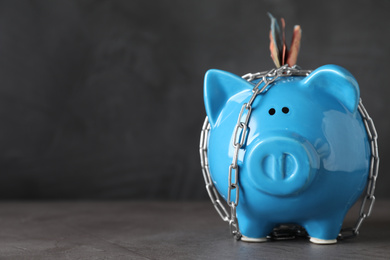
261,153 -> 297,181
269,108 -> 276,115
282,153 -> 297,178
282,107 -> 289,114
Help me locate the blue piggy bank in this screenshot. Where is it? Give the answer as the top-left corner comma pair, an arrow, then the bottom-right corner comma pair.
203,65 -> 370,244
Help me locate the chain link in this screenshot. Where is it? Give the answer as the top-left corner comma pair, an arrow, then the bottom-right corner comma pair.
200,65 -> 379,241
338,99 -> 379,239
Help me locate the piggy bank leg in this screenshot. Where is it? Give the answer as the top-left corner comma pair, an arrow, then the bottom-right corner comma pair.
238,215 -> 274,243
303,217 -> 343,244
241,236 -> 268,242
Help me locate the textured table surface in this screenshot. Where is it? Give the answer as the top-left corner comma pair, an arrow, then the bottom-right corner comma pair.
0,200 -> 389,259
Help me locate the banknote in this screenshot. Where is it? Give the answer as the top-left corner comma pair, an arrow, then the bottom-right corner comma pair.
268,13 -> 301,68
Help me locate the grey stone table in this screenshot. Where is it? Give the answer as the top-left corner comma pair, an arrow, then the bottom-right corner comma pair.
0,200 -> 389,259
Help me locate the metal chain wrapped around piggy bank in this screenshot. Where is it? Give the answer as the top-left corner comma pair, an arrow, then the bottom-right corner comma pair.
199,63 -> 379,244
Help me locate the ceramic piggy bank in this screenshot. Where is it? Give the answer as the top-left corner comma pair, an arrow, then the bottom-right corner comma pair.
203,65 -> 371,244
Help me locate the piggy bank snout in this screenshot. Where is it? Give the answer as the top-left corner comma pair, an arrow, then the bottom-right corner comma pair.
246,134 -> 319,196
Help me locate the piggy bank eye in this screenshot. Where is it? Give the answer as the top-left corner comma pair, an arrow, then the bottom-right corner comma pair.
268,108 -> 276,115
282,107 -> 290,114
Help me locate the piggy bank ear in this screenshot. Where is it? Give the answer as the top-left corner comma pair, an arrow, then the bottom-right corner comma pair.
303,65 -> 360,113
204,69 -> 253,127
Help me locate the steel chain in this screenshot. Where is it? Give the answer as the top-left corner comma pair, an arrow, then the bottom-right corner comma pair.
199,65 -> 379,241
338,99 -> 379,239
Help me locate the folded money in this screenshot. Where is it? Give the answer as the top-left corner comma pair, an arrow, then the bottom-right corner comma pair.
268,13 -> 301,68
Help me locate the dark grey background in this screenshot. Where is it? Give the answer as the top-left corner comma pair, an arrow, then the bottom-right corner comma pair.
0,0 -> 388,200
